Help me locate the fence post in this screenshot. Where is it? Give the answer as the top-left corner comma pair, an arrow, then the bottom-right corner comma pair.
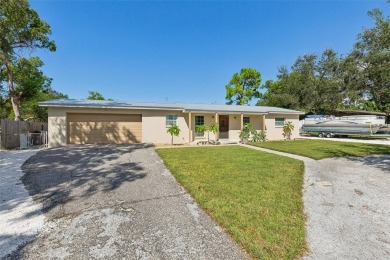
0,119 -> 4,149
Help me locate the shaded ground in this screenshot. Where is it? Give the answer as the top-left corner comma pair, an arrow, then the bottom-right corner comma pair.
242,144 -> 390,259
5,144 -> 246,259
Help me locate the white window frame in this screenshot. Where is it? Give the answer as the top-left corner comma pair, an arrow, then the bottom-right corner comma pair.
166,114 -> 178,127
275,117 -> 285,127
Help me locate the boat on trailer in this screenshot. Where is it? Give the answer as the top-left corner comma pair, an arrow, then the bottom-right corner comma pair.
302,115 -> 384,137
303,120 -> 380,137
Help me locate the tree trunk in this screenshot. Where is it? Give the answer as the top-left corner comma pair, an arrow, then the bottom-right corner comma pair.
171,135 -> 173,145
5,60 -> 21,121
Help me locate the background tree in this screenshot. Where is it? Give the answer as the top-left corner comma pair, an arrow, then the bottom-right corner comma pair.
0,55 -> 66,121
21,88 -> 68,122
259,2 -> 389,120
11,57 -> 50,112
347,5 -> 390,117
0,0 -> 56,120
258,49 -> 344,115
87,91 -> 106,100
257,77 -> 300,110
225,68 -> 261,105
315,49 -> 343,113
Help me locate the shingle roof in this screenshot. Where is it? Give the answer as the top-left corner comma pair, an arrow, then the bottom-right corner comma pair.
39,99 -> 304,114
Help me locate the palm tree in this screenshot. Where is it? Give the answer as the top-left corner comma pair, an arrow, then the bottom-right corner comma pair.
167,125 -> 181,145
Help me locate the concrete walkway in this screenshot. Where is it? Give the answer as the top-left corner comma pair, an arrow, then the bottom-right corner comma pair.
241,144 -> 390,260
301,136 -> 390,145
5,145 -> 247,259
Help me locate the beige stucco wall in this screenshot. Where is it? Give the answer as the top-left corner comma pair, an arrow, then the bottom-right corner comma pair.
47,107 -> 301,147
48,107 -> 190,147
48,108 -> 67,147
189,114 -> 264,142
264,113 -> 300,140
190,113 -> 217,141
228,115 -> 241,141
229,115 -> 263,141
143,110 -> 189,144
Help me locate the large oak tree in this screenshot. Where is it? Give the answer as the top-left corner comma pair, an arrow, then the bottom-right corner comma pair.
349,5 -> 390,117
0,0 -> 55,120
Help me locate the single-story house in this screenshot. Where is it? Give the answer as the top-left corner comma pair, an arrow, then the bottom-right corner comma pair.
39,99 -> 304,147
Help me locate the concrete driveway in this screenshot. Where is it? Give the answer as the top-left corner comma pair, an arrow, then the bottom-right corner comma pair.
3,144 -> 246,259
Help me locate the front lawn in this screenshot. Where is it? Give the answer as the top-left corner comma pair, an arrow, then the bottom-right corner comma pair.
249,140 -> 390,160
157,146 -> 305,259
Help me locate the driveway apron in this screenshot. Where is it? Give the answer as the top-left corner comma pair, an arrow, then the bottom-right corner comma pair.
6,144 -> 246,259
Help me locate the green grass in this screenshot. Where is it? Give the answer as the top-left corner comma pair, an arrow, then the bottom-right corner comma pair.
249,140 -> 390,160
157,146 -> 306,259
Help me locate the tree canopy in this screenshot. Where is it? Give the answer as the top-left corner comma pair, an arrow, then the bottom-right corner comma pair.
258,50 -> 345,114
258,2 -> 390,117
87,91 -> 106,100
0,0 -> 56,121
350,7 -> 390,115
225,68 -> 261,105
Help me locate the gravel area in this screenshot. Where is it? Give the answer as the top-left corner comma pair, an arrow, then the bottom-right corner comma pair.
304,155 -> 390,259
5,144 -> 247,259
242,144 -> 390,259
0,150 -> 44,258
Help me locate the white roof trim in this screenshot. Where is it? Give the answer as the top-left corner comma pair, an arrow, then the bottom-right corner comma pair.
39,99 -> 305,115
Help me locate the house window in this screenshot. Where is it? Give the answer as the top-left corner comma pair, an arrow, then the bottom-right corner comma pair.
243,117 -> 250,125
275,117 -> 285,127
195,115 -> 204,137
166,114 -> 178,127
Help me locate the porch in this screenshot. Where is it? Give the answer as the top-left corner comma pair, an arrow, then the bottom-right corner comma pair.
185,112 -> 266,144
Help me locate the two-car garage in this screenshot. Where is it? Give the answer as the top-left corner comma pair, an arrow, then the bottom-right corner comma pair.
66,113 -> 142,144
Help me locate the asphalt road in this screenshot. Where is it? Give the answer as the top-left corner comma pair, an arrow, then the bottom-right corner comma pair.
5,144 -> 247,259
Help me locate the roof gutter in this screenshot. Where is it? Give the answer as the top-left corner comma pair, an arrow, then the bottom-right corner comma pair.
39,104 -> 184,111
182,109 -> 268,115
268,111 -> 305,115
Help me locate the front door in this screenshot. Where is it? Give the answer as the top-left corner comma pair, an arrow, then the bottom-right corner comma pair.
219,115 -> 229,139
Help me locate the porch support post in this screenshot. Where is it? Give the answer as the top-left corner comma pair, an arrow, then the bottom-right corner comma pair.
215,112 -> 219,141
240,113 -> 244,130
188,112 -> 192,143
262,114 -> 266,132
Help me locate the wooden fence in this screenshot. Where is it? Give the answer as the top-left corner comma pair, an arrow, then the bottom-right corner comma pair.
0,119 -> 48,150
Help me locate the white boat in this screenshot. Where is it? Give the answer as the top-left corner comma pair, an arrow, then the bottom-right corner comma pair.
302,115 -> 384,137
304,115 -> 385,126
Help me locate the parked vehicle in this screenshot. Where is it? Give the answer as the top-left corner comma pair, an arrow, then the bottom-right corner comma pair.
302,115 -> 384,137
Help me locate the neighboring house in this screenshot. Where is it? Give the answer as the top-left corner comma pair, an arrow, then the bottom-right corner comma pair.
39,99 -> 304,147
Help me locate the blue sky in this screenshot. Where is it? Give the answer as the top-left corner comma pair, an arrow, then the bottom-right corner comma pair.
31,0 -> 389,104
